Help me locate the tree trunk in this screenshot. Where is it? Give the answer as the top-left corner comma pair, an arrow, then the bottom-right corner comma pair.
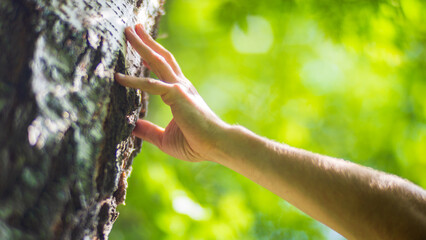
0,0 -> 164,239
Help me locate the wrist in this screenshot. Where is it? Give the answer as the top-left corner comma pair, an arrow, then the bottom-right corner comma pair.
207,123 -> 251,164
202,120 -> 232,163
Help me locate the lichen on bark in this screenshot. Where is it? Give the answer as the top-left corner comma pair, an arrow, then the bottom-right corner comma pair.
0,0 -> 164,239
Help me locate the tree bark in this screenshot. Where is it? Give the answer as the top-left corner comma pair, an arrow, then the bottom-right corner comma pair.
0,0 -> 164,239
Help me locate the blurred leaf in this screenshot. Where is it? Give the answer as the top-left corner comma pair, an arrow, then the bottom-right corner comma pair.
112,0 -> 426,239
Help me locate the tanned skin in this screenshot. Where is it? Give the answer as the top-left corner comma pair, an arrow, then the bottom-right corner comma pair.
115,24 -> 426,240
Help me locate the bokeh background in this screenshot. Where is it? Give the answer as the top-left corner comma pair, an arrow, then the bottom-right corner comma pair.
111,0 -> 425,239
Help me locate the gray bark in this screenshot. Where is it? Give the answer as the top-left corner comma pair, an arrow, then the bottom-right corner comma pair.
0,0 -> 164,239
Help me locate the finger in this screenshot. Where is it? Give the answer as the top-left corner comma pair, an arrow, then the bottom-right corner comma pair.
135,24 -> 183,76
133,119 -> 164,149
115,73 -> 171,95
142,60 -> 151,71
125,27 -> 177,82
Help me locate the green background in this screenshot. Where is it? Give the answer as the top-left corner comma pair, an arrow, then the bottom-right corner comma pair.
111,0 -> 425,239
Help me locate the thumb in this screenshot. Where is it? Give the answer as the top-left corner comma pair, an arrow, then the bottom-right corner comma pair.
133,119 -> 164,149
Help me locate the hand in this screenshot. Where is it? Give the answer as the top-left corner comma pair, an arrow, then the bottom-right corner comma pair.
115,24 -> 226,162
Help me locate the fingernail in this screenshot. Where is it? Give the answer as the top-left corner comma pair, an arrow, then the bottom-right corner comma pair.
136,24 -> 145,30
125,26 -> 136,35
136,24 -> 148,36
115,72 -> 124,79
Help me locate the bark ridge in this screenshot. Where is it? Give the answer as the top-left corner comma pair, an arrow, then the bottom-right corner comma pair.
0,0 -> 164,239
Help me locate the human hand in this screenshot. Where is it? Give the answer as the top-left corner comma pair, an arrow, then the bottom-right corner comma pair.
115,24 -> 227,162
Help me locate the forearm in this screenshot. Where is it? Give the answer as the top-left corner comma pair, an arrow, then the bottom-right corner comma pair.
118,24 -> 426,239
212,124 -> 426,239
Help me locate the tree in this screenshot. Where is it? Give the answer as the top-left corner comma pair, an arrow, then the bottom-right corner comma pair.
0,0 -> 164,239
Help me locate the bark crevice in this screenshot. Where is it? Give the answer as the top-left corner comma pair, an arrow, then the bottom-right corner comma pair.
0,0 -> 164,239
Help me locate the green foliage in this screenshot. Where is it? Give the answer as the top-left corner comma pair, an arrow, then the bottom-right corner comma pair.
111,0 -> 426,239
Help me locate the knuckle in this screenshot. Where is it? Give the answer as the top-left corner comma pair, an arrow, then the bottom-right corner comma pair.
153,54 -> 166,64
146,78 -> 155,85
163,51 -> 174,61
162,84 -> 187,105
171,83 -> 185,95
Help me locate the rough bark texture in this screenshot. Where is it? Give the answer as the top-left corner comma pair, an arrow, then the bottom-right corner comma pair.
0,0 -> 164,239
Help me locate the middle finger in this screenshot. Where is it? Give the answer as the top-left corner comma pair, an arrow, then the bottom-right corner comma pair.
125,26 -> 177,83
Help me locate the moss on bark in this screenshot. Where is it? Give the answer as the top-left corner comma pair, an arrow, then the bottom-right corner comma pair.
0,0 -> 164,239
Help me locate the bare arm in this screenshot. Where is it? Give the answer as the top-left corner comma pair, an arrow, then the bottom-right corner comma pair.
214,125 -> 426,239
115,24 -> 426,239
